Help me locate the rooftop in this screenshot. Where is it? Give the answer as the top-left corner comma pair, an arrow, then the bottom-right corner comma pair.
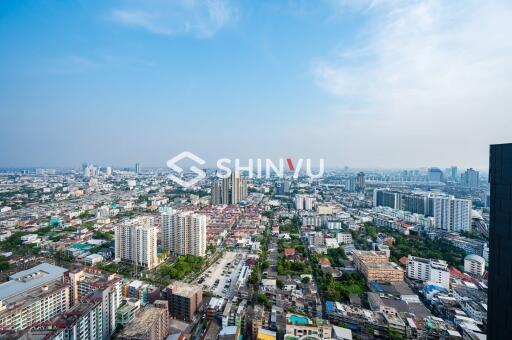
118,306 -> 166,337
0,263 -> 67,302
168,281 -> 202,298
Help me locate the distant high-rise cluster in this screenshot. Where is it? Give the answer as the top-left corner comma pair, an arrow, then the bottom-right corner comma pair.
114,216 -> 158,269
211,172 -> 248,205
83,164 -> 98,177
373,189 -> 472,232
161,209 -> 207,257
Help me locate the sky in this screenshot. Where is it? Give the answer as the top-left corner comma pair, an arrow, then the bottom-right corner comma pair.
1,0 -> 511,170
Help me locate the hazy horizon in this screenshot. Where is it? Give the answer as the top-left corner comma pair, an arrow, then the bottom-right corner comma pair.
1,0 -> 511,170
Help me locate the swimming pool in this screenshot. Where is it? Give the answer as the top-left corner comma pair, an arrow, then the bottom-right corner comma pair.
288,314 -> 311,325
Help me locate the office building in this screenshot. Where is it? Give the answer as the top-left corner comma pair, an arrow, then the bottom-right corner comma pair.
488,143 -> 512,340
0,263 -> 70,331
117,300 -> 169,340
115,217 -> 158,269
464,254 -> 485,277
135,162 -> 140,174
161,209 -> 207,257
165,281 -> 203,321
406,256 -> 450,289
462,168 -> 479,188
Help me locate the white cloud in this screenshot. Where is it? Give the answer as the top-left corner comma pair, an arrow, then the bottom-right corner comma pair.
111,0 -> 238,38
312,0 -> 512,169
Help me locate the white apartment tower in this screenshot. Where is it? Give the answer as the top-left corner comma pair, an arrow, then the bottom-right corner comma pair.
429,195 -> 472,232
114,216 -> 158,269
296,194 -> 315,210
161,210 -> 207,257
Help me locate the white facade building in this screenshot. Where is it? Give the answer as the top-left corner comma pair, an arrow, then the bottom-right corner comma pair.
430,195 -> 472,232
161,209 -> 207,257
407,256 -> 450,289
464,254 -> 485,277
114,217 -> 158,269
296,194 -> 315,210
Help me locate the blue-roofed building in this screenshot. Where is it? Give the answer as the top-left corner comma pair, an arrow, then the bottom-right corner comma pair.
325,301 -> 335,314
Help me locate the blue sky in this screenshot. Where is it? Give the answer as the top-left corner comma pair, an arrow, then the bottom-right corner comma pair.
1,0 -> 511,170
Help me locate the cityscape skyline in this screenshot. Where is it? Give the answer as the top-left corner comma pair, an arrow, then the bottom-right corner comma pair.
2,0 -> 511,169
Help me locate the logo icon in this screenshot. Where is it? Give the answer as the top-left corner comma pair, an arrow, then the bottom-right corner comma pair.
166,151 -> 206,188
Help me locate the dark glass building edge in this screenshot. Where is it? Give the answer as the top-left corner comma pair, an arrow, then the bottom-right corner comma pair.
488,143 -> 512,340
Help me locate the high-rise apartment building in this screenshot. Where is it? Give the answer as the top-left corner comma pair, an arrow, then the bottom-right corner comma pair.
161,209 -> 207,257
19,297 -> 104,340
356,172 -> 365,192
372,189 -> 471,232
429,195 -> 472,232
0,263 -> 70,331
296,194 -> 315,210
115,217 -> 158,269
211,181 -> 222,205
488,143 -> 512,340
211,171 -> 248,205
68,268 -> 123,339
373,189 -> 401,210
462,168 -> 479,188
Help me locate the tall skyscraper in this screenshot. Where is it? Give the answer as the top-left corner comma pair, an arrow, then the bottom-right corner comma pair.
488,143 -> 512,340
356,172 -> 365,192
462,167 -> 480,188
114,217 -> 158,269
161,210 -> 207,257
211,181 -> 222,205
451,166 -> 458,180
135,162 -> 140,175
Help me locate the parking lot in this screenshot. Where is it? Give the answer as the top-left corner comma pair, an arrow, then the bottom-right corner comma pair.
195,250 -> 247,298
